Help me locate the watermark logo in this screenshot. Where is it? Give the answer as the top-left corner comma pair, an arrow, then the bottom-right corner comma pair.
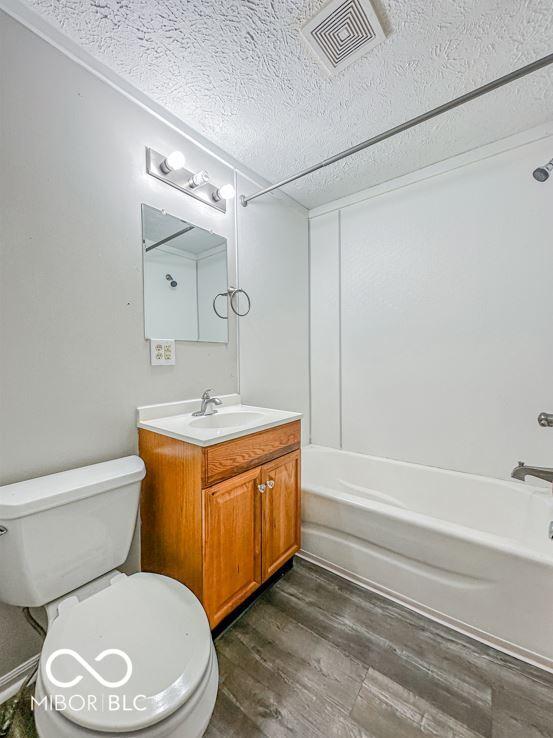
45,649 -> 133,689
33,648 -> 147,715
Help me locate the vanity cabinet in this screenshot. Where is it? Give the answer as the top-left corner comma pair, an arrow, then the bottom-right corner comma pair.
139,420 -> 301,628
203,467 -> 262,626
261,452 -> 301,581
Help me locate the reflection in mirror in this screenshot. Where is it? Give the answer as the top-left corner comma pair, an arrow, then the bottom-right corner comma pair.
142,205 -> 228,343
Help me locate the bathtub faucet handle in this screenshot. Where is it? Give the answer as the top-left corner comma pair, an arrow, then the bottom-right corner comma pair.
538,412 -> 553,428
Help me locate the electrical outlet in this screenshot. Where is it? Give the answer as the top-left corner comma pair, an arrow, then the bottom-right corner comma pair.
150,339 -> 175,366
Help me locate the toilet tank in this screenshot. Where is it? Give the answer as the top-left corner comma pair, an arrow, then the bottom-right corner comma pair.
0,456 -> 146,607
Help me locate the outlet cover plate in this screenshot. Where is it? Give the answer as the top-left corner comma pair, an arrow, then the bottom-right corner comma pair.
150,339 -> 176,365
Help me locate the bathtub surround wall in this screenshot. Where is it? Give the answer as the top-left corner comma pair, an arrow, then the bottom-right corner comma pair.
0,10 -> 308,686
309,126 -> 553,481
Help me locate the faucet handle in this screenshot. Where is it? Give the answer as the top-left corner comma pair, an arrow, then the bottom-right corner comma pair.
201,389 -> 214,400
538,412 -> 553,428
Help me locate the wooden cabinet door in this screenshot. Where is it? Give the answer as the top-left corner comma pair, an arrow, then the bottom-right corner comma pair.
203,466 -> 262,627
261,450 -> 301,582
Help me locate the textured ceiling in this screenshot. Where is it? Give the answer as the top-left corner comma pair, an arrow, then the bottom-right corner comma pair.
25,0 -> 553,208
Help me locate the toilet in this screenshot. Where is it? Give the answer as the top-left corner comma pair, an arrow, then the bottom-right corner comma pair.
0,456 -> 218,737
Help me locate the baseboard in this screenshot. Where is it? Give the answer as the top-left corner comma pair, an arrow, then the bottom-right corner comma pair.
0,654 -> 40,705
297,549 -> 553,675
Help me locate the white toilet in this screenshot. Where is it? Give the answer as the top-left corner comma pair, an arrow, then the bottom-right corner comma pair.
0,456 -> 218,737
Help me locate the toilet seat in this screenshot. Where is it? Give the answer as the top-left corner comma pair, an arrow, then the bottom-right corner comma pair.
39,572 -> 213,733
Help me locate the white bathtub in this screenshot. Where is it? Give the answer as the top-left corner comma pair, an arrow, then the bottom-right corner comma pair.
301,445 -> 553,672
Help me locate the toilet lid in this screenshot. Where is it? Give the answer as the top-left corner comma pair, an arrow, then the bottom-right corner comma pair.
39,572 -> 212,733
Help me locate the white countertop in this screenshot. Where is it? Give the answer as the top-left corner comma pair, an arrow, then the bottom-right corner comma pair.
137,395 -> 301,447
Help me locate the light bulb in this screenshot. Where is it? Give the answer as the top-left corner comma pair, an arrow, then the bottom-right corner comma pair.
213,183 -> 235,201
189,170 -> 210,188
160,150 -> 186,173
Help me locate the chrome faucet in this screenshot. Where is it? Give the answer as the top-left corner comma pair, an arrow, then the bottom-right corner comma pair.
511,461 -> 553,485
192,389 -> 222,417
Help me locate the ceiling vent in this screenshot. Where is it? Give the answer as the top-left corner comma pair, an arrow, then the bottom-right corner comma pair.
301,0 -> 385,74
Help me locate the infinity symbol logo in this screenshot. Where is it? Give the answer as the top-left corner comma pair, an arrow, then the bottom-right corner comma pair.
45,649 -> 133,689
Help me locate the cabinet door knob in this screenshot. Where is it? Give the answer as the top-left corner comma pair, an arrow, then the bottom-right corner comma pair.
266,480 -> 275,489
258,483 -> 266,493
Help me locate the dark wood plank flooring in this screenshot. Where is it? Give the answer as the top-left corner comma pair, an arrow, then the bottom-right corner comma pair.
2,557 -> 552,737
207,557 -> 553,738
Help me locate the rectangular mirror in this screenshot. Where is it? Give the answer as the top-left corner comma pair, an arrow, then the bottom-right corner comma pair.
142,204 -> 228,343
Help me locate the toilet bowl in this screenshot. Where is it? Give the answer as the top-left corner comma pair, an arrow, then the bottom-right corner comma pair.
33,573 -> 218,738
0,456 -> 218,737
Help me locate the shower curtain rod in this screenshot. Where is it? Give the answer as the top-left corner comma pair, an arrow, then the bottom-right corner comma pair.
239,52 -> 553,207
145,224 -> 195,252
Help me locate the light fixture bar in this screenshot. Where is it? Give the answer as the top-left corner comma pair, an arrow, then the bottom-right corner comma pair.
239,51 -> 553,207
146,148 -> 231,213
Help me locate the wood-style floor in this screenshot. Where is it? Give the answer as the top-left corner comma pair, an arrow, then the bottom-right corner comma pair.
207,557 -> 553,738
2,557 -> 553,737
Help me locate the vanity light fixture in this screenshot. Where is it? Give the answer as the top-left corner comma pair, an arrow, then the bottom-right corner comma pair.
212,183 -> 235,202
159,150 -> 186,174
146,147 -> 230,213
188,170 -> 210,189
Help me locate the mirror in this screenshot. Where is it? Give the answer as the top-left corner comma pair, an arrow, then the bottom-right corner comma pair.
142,204 -> 228,343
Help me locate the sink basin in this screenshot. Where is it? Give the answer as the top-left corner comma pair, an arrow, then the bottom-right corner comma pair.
137,399 -> 302,447
189,411 -> 265,429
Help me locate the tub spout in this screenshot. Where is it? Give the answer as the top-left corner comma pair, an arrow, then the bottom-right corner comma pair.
511,461 -> 553,484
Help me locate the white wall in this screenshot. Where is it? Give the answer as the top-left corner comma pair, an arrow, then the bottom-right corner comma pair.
0,12 -> 239,487
310,131 -> 553,481
309,212 -> 341,449
0,11 -> 309,683
237,175 -> 310,442
0,10 -> 234,679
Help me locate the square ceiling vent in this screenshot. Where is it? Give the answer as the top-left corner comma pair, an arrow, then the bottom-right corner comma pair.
301,0 -> 385,74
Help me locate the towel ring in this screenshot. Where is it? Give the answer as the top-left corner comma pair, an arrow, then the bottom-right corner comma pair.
212,287 -> 251,319
230,288 -> 251,317
212,292 -> 229,319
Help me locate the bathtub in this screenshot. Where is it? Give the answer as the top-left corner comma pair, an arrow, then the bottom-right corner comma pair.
301,445 -> 553,672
